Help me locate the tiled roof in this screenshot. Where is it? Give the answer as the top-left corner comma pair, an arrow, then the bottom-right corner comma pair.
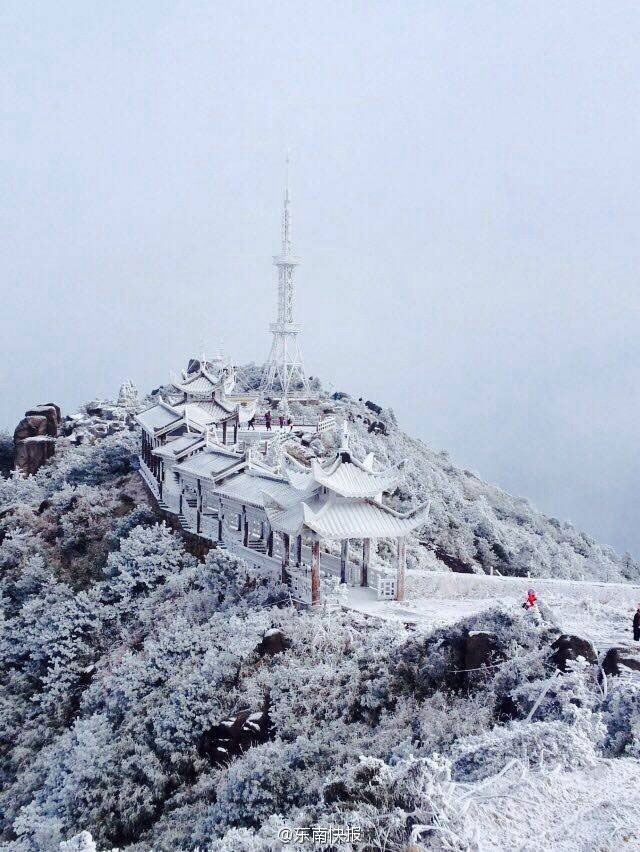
152,434 -> 204,459
302,496 -> 430,540
310,455 -> 402,499
175,448 -> 243,479
173,373 -> 220,395
136,403 -> 182,433
211,471 -> 292,509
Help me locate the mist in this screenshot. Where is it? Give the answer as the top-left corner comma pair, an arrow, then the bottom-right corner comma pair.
3,1 -> 640,555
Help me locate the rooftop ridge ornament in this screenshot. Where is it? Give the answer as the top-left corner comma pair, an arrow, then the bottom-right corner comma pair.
260,156 -> 312,402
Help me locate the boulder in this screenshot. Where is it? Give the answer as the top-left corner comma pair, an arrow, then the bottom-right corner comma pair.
365,400 -> 383,415
14,415 -> 48,444
24,405 -> 60,437
464,631 -> 500,672
550,634 -> 597,672
256,629 -> 289,657
367,420 -> 388,435
13,405 -> 61,476
331,391 -> 350,401
14,436 -> 55,476
601,647 -> 640,677
199,703 -> 272,765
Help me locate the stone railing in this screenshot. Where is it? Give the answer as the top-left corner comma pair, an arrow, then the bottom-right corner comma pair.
138,457 -> 159,499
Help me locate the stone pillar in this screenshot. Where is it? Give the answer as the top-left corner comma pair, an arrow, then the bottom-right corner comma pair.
362,539 -> 370,588
296,534 -> 302,566
396,538 -> 406,601
267,529 -> 274,557
311,539 -> 320,606
281,532 -> 290,585
242,508 -> 248,546
218,498 -> 224,542
222,421 -> 227,445
340,539 -> 348,584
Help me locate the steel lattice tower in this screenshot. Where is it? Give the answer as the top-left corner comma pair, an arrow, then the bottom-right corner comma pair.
260,160 -> 311,400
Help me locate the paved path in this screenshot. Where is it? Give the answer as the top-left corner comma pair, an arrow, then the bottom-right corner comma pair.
342,583 -> 640,655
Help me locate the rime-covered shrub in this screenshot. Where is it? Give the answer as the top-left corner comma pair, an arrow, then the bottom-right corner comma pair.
451,711 -> 604,782
602,681 -> 640,758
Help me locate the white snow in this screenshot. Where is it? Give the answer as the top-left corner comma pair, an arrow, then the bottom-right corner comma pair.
343,571 -> 640,651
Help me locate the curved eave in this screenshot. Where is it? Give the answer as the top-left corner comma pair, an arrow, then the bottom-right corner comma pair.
301,498 -> 430,540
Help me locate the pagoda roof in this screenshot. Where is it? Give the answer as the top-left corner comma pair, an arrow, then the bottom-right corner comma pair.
152,434 -> 204,460
209,469 -> 292,510
308,452 -> 403,499
171,365 -> 236,398
172,400 -> 237,430
302,496 -> 430,540
175,446 -> 244,480
136,401 -> 183,434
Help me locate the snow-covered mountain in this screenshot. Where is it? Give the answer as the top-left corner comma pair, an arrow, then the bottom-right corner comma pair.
1,383 -> 639,851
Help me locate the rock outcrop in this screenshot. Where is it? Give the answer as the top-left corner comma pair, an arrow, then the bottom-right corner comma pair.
13,405 -> 61,476
550,634 -> 597,672
199,702 -> 272,765
601,647 -> 640,677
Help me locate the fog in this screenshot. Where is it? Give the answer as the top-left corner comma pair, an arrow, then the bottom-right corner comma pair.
3,2 -> 640,555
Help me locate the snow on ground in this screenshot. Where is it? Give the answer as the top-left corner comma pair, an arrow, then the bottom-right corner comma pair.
344,572 -> 640,652
458,757 -> 640,852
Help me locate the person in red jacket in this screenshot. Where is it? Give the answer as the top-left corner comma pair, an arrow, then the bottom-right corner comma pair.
522,588 -> 537,610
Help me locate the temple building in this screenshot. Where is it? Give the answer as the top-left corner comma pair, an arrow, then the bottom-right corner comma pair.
135,174 -> 429,604
137,391 -> 429,602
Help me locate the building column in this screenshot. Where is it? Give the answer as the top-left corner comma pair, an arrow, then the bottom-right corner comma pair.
361,539 -> 371,587
281,532 -> 290,585
296,534 -> 303,566
267,527 -> 274,557
242,508 -> 249,546
222,421 -> 227,444
340,539 -> 348,584
218,498 -> 224,542
233,421 -> 238,443
311,539 -> 320,606
396,537 -> 407,601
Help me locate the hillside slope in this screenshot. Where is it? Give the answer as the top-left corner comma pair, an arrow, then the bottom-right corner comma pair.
281,389 -> 639,584
0,386 -> 639,851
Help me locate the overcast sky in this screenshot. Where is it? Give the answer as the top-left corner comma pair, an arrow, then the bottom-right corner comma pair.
3,2 -> 640,555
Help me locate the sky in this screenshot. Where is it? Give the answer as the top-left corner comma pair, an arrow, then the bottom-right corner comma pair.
3,1 -> 640,555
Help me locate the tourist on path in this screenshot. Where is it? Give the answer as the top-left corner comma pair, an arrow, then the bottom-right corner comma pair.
279,415 -> 284,428
247,415 -> 256,430
522,588 -> 537,610
633,604 -> 640,642
265,411 -> 272,431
